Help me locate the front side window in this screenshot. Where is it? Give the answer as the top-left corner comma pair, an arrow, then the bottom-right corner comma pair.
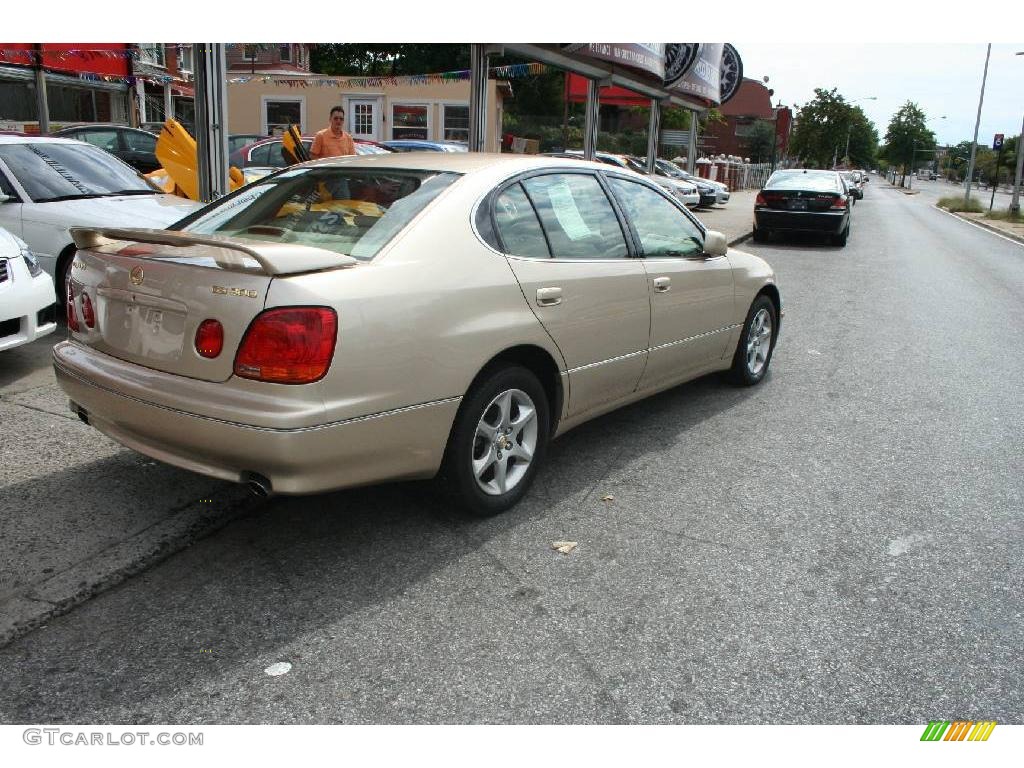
0,143 -> 155,201
178,168 -> 459,261
521,173 -> 629,260
608,177 -> 704,258
392,104 -> 428,140
493,183 -> 549,259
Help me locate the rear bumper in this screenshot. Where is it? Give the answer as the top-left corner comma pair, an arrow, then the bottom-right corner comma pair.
53,341 -> 460,495
754,208 -> 848,234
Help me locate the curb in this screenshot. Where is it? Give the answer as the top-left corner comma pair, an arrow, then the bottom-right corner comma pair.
0,487 -> 266,648
938,207 -> 1024,245
729,232 -> 754,247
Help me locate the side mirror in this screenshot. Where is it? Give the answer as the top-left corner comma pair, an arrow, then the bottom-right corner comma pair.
704,230 -> 728,257
0,193 -> 10,204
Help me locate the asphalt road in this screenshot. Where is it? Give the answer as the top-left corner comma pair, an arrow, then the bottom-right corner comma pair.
0,183 -> 1021,724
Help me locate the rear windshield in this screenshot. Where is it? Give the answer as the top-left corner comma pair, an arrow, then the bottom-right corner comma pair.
765,171 -> 840,193
175,167 -> 459,261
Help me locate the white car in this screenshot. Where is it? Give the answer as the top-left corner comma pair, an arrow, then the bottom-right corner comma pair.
0,226 -> 56,352
0,136 -> 201,299
655,159 -> 730,204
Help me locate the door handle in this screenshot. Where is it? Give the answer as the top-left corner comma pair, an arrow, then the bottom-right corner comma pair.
536,287 -> 562,307
652,276 -> 671,292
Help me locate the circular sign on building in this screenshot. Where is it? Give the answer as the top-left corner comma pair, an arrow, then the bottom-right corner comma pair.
663,44 -> 701,88
719,44 -> 743,105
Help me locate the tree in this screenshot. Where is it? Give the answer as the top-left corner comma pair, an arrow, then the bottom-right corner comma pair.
311,44 -> 469,76
743,120 -> 776,163
882,101 -> 936,187
788,88 -> 878,169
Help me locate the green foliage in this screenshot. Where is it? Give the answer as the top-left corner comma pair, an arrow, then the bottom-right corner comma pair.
789,88 -> 878,168
743,120 -> 776,163
938,196 -> 984,213
310,44 -> 469,76
661,108 -> 692,131
985,208 -> 1023,223
882,101 -> 936,175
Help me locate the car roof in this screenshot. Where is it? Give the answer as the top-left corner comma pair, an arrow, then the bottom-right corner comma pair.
302,151 -> 623,176
53,124 -> 155,134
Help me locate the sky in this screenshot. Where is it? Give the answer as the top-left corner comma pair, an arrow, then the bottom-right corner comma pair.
11,3 -> 1023,152
739,43 -> 1022,149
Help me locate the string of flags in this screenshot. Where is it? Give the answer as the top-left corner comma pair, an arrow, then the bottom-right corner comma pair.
0,49 -> 548,88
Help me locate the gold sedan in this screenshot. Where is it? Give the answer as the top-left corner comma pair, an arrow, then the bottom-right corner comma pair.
55,153 -> 781,516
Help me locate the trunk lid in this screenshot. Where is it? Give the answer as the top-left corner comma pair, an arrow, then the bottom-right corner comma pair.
67,227 -> 356,382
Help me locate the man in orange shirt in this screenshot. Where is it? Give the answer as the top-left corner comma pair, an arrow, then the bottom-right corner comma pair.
310,106 -> 356,159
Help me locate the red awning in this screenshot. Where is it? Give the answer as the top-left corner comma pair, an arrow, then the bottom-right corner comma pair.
565,73 -> 652,107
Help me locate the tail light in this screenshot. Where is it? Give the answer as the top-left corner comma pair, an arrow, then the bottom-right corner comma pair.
195,319 -> 224,358
754,192 -> 766,206
830,195 -> 848,210
81,292 -> 96,329
66,282 -> 80,332
234,307 -> 337,384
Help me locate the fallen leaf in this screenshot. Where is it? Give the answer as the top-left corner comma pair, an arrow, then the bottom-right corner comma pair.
601,494 -> 614,502
551,541 -> 578,554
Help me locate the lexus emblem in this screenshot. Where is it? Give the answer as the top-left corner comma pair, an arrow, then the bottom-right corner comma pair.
129,266 -> 144,286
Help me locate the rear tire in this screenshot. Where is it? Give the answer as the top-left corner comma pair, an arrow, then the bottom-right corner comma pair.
438,365 -> 550,517
752,227 -> 769,243
729,295 -> 777,386
832,225 -> 849,247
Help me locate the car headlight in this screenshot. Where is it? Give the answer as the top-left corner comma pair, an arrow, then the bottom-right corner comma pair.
21,247 -> 43,277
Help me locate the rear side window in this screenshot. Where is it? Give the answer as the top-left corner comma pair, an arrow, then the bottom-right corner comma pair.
493,183 -> 549,259
521,173 -> 628,260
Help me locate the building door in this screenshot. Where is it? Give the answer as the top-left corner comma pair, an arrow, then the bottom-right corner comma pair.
349,99 -> 379,141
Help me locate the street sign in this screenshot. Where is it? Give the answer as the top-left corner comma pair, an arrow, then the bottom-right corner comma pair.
993,133 -> 1004,150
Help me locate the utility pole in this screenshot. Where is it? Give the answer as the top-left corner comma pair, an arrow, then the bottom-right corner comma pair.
965,44 -> 992,205
1011,51 -> 1024,215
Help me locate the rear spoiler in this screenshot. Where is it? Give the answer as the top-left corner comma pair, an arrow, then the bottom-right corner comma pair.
69,227 -> 357,276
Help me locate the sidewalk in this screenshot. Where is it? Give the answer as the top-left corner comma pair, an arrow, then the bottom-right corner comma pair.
692,188 -> 756,246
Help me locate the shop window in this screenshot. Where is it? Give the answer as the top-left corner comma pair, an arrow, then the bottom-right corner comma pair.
392,104 -> 428,140
45,84 -> 96,122
265,99 -> 302,135
443,104 -> 469,143
0,82 -> 37,121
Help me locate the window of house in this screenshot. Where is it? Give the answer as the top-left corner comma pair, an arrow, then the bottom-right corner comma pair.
243,45 -> 258,61
279,44 -> 291,63
264,99 -> 302,135
391,104 -> 428,140
138,44 -> 165,67
443,104 -> 469,143
177,44 -> 193,72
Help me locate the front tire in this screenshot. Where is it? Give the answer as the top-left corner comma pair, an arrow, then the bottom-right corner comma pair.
439,366 -> 550,517
729,295 -> 777,386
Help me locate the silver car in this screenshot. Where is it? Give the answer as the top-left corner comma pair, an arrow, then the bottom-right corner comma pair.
55,153 -> 781,516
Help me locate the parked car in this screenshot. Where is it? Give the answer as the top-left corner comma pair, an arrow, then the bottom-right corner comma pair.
229,136 -> 393,168
548,151 -> 701,207
839,171 -> 863,200
0,227 -> 56,352
229,133 -> 270,155
0,136 -> 201,298
649,158 -> 730,205
55,153 -> 781,516
624,156 -> 719,207
51,124 -> 162,173
382,139 -> 469,152
753,169 -> 852,246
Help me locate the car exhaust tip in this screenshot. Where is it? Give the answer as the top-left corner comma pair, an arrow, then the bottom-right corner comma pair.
241,472 -> 273,498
